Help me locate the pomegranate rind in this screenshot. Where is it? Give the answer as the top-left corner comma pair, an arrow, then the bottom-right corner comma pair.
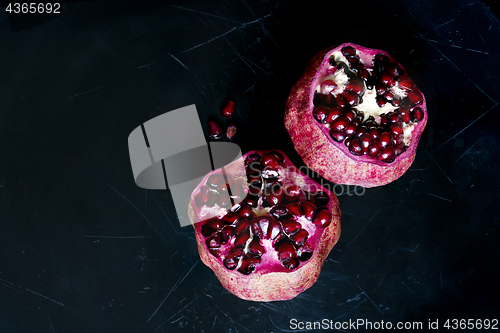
188,150 -> 341,302
284,43 -> 427,188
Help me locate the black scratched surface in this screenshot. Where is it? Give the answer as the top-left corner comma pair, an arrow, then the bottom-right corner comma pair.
1,1 -> 499,332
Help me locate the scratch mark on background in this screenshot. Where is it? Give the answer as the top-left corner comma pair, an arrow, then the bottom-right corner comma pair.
181,27 -> 237,54
425,151 -> 453,184
154,300 -> 195,330
147,259 -> 199,323
455,138 -> 485,162
346,206 -> 384,247
164,4 -> 240,23
427,193 -> 452,202
152,192 -> 179,236
434,103 -> 497,151
357,285 -> 383,314
107,184 -> 167,244
0,278 -> 68,309
69,84 -> 108,98
85,235 -> 151,239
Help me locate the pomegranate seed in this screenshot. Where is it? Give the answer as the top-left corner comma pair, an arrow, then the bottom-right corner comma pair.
234,204 -> 253,219
411,106 -> 424,122
208,119 -> 223,139
226,120 -> 237,139
330,129 -> 346,143
387,112 -> 402,124
296,244 -> 314,261
359,68 -> 369,81
375,84 -> 385,95
218,195 -> 231,209
374,53 -> 389,64
398,107 -> 411,123
344,109 -> 357,122
384,91 -> 394,101
376,95 -> 388,107
290,229 -> 309,247
345,122 -> 357,136
391,98 -> 402,107
394,142 -> 405,156
346,80 -> 364,94
330,116 -> 349,132
284,185 -> 301,201
263,184 -> 284,206
282,257 -> 300,270
392,133 -> 404,146
356,126 -> 369,137
335,94 -> 347,108
367,141 -> 382,158
320,79 -> 337,94
234,230 -> 250,247
278,242 -> 296,261
379,132 -> 392,148
341,45 -> 357,57
224,248 -> 243,270
207,174 -> 224,189
206,233 -> 222,249
267,218 -> 282,240
303,201 -> 316,220
379,114 -> 389,128
220,225 -> 235,243
390,124 -> 403,136
238,254 -> 260,275
313,209 -> 332,228
344,136 -> 353,148
221,100 -> 236,117
359,133 -> 373,153
381,73 -> 396,87
314,192 -> 330,206
313,106 -> 328,123
407,90 -> 423,105
349,137 -> 363,156
235,219 -> 251,234
248,240 -> 265,256
205,191 -> 218,207
387,64 -> 402,78
377,146 -> 396,163
270,150 -> 285,164
343,91 -> 360,106
369,127 -> 381,141
281,219 -> 301,235
270,205 -> 288,220
286,202 -> 304,217
398,77 -> 414,91
325,107 -> 343,123
261,153 -> 281,169
201,219 -> 222,237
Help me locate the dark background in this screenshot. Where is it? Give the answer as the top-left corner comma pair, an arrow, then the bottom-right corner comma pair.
1,1 -> 499,332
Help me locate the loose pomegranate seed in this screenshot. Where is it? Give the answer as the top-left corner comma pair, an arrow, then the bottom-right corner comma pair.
208,119 -> 223,139
411,106 -> 424,122
348,137 -> 363,156
221,100 -> 236,117
226,120 -> 237,139
313,209 -> 332,228
377,146 -> 396,163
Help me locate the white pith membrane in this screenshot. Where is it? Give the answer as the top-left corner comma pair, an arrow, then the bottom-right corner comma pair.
312,49 -> 424,161
193,152 -> 333,275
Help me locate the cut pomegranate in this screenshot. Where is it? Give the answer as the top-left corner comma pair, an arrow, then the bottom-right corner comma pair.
188,150 -> 341,302
285,43 -> 427,187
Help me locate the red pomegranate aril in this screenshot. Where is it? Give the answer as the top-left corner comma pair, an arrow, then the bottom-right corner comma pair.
233,204 -> 253,219
245,153 -> 261,166
359,133 -> 373,153
270,205 -> 288,220
286,202 -> 304,217
381,73 -> 395,87
387,112 -> 402,124
284,185 -> 301,201
398,76 -> 414,91
392,133 -> 404,146
346,80 -> 364,94
206,233 -> 222,249
314,192 -> 329,207
369,127 -> 381,140
407,90 -> 423,105
348,137 -> 363,156
384,91 -> 395,101
261,153 -> 281,169
329,129 -> 346,143
282,258 -> 300,270
250,217 -> 265,238
223,248 -> 243,270
221,100 -> 236,117
335,94 -> 347,108
248,240 -> 265,256
379,114 -> 389,128
238,255 -> 260,275
207,174 -> 224,189
343,91 -> 360,106
387,64 -> 402,78
267,218 -> 283,240
278,242 -> 297,261
378,146 -> 396,163
345,122 -> 358,136
290,229 -> 309,247
411,106 -> 424,122
208,119 -> 223,139
344,109 -> 357,122
218,195 -> 231,209
391,98 -> 402,107
330,116 -> 349,132
313,106 -> 328,123
234,231 -> 250,248
205,191 -> 218,207
296,244 -> 314,261
226,120 -> 237,139
379,132 -> 392,148
394,142 -> 405,156
341,45 -> 357,57
201,218 -> 222,237
313,209 -> 332,228
303,201 -> 316,220
263,185 -> 284,206
221,225 -> 235,243
325,107 -> 343,123
367,141 -> 382,158
390,124 -> 403,137
234,219 -> 251,234
281,219 -> 302,235
398,107 -> 410,123
377,95 -> 388,107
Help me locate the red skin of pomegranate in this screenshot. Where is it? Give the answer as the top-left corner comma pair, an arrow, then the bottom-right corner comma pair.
188,150 -> 341,302
285,43 -> 427,188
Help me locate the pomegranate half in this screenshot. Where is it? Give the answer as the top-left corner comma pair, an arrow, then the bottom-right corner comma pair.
285,43 -> 427,188
188,150 -> 341,301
